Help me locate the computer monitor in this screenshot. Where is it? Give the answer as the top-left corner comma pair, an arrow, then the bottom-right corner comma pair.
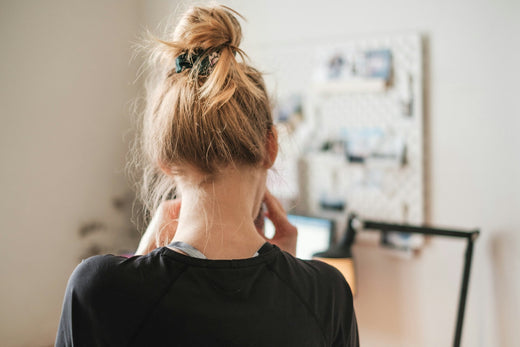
264,214 -> 335,260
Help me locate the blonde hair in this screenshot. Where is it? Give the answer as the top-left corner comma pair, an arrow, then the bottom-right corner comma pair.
131,5 -> 273,226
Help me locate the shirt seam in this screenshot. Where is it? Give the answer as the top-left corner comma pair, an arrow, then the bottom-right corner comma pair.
127,264 -> 189,346
159,245 -> 279,268
266,262 -> 329,345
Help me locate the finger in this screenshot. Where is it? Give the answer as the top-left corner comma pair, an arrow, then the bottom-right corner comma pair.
263,191 -> 285,223
264,190 -> 284,211
147,205 -> 165,235
263,191 -> 291,228
254,209 -> 265,234
136,201 -> 180,255
159,200 -> 181,245
160,199 -> 181,219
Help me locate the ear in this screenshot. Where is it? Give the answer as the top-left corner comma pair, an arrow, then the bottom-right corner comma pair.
263,126 -> 278,169
159,161 -> 175,177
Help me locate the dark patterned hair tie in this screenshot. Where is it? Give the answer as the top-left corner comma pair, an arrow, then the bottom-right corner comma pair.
174,49 -> 220,75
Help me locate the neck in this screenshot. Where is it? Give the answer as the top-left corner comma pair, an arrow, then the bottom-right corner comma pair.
171,166 -> 267,259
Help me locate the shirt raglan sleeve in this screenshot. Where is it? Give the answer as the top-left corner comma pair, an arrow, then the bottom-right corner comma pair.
56,255 -> 138,347
307,258 -> 359,347
55,255 -> 118,347
55,252 -> 173,347
332,276 -> 359,347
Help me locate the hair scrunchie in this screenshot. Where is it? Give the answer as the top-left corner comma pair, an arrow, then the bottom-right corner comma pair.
174,49 -> 220,75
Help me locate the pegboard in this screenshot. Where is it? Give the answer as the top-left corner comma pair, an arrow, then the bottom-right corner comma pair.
251,34 -> 425,226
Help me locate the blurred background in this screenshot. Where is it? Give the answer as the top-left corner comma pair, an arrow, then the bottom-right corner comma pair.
0,0 -> 519,346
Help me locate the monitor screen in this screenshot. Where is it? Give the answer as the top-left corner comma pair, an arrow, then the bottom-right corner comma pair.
264,215 -> 334,260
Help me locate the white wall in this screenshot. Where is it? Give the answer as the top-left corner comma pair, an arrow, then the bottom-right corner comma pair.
0,1 -> 140,345
215,0 -> 519,346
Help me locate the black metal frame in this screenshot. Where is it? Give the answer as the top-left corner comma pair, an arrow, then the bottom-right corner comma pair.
349,215 -> 480,347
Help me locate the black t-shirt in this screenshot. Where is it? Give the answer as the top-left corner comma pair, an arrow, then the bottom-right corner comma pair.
56,242 -> 358,347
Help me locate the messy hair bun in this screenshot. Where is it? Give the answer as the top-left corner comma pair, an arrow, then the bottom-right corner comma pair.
133,5 -> 273,221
